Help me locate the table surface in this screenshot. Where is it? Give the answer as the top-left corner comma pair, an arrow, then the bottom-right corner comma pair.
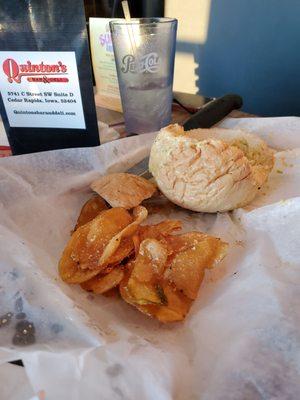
0,99 -> 254,157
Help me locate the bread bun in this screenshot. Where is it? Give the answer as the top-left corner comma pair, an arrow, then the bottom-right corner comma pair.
149,124 -> 274,213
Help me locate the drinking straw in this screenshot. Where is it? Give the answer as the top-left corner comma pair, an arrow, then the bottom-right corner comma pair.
121,1 -> 139,57
121,0 -> 131,21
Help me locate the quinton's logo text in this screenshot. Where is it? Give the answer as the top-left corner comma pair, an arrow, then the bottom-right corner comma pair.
2,58 -> 69,84
121,52 -> 160,74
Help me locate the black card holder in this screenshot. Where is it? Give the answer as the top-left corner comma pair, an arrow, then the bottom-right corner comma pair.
0,0 -> 99,155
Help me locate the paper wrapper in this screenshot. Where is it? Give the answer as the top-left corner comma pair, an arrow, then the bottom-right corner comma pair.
0,117 -> 300,400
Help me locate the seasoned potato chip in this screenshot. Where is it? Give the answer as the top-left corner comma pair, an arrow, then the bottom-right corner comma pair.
131,239 -> 168,281
58,208 -> 132,283
60,180 -> 228,323
105,237 -> 134,266
128,282 -> 166,305
119,267 -> 136,302
102,287 -> 120,298
132,234 -> 140,256
91,173 -> 156,209
139,220 -> 182,242
74,195 -> 108,231
119,231 -> 227,321
81,267 -> 124,294
138,220 -> 183,256
124,239 -> 168,305
120,275 -> 191,323
154,283 -> 192,322
164,233 -> 228,299
99,206 -> 148,266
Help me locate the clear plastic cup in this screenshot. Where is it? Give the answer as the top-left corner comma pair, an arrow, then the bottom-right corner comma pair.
110,18 -> 177,134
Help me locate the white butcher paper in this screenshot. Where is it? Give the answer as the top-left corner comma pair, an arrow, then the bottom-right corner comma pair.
0,117 -> 300,400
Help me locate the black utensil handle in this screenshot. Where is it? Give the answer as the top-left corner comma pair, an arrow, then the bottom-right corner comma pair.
183,94 -> 243,130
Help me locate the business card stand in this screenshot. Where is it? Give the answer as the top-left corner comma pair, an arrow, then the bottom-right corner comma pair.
0,0 -> 99,155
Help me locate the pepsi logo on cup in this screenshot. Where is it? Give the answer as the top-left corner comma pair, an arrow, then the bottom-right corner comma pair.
121,52 -> 160,74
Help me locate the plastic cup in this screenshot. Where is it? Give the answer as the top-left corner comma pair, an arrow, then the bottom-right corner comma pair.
110,18 -> 177,134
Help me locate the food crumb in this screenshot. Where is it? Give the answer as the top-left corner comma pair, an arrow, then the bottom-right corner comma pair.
0,312 -> 13,328
235,240 -> 244,247
280,156 -> 289,167
276,169 -> 283,174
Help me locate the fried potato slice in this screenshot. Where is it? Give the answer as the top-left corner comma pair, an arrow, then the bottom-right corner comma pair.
124,239 -> 168,305
81,267 -> 124,294
120,231 -> 227,322
139,220 -> 182,242
102,287 -> 120,298
128,283 -> 167,305
120,276 -> 191,323
105,237 -> 134,266
99,206 -> 148,266
164,233 -> 228,299
91,173 -> 156,209
119,263 -> 155,306
132,234 -> 140,256
131,239 -> 168,281
138,220 -> 183,256
154,284 -> 192,323
119,262 -> 133,296
74,195 -> 108,231
58,208 -> 132,284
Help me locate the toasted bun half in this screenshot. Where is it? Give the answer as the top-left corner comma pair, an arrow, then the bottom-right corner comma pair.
149,124 -> 274,213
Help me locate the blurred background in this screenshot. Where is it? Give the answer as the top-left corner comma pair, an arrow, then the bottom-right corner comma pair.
86,0 -> 300,117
